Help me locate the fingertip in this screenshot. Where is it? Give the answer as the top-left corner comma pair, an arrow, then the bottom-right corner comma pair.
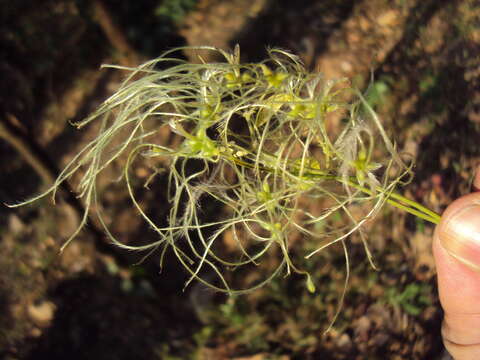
434,170 -> 480,358
433,200 -> 480,358
433,192 -> 480,314
435,193 -> 480,273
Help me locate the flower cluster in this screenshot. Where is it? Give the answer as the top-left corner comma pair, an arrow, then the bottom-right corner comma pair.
13,46 -> 438,295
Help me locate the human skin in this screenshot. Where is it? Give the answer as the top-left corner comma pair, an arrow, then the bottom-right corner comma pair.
433,169 -> 480,359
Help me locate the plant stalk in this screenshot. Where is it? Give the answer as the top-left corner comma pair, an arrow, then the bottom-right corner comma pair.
230,156 -> 441,225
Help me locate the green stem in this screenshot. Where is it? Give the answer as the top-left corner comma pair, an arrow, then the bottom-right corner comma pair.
229,156 -> 441,225
387,191 -> 440,223
324,174 -> 441,225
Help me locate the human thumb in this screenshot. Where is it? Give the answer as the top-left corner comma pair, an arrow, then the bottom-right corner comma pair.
433,186 -> 480,359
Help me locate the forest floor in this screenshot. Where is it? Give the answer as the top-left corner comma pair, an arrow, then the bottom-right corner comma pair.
1,0 -> 479,359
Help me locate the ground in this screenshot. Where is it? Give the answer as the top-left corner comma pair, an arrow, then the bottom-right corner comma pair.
1,0 -> 479,359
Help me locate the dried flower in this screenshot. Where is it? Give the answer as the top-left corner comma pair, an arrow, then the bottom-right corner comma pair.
9,46 -> 440,300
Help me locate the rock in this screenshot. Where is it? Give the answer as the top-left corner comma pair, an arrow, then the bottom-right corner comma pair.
377,10 -> 398,27
336,333 -> 353,352
28,301 -> 56,327
8,214 -> 25,235
354,316 -> 372,342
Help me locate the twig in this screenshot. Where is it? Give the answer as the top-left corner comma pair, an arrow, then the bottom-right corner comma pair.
92,0 -> 142,67
1,114 -> 124,260
0,115 -> 55,185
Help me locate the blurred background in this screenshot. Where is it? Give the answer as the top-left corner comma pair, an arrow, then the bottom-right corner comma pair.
1,0 -> 479,359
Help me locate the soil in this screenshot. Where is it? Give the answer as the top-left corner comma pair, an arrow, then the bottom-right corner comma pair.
1,0 -> 479,359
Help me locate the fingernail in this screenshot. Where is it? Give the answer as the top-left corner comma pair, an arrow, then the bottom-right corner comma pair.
439,204 -> 480,272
